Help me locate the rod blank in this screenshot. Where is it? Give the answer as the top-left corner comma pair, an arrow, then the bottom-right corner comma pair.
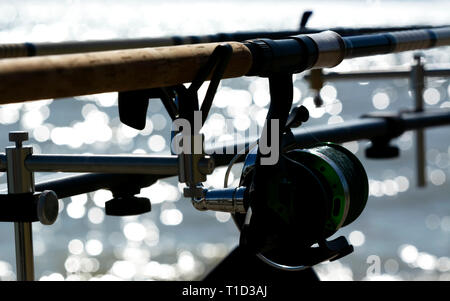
1,25 -> 445,59
343,27 -> 450,59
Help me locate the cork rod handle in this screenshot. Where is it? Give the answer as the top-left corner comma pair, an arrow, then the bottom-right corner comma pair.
0,42 -> 252,104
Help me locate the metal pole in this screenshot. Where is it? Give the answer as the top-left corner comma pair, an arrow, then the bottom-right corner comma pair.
13,223 -> 34,281
5,132 -> 35,281
303,68 -> 450,81
426,69 -> 450,77
209,110 -> 450,165
304,70 -> 411,80
24,154 -> 181,174
0,154 -> 214,176
411,54 -> 426,187
34,173 -> 159,199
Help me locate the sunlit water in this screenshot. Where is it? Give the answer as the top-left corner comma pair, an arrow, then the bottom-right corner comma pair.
0,0 -> 449,281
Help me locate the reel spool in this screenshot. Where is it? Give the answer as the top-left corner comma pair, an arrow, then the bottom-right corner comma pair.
234,142 -> 369,270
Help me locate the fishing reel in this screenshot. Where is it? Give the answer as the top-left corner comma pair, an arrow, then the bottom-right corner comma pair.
187,71 -> 369,270
194,141 -> 368,270
235,142 -> 368,270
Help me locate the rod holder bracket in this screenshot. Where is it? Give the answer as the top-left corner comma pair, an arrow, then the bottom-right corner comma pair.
309,69 -> 325,107
105,195 -> 151,216
361,111 -> 405,159
169,44 -> 231,199
104,186 -> 151,216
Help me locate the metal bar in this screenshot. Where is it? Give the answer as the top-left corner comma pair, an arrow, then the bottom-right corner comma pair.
303,69 -> 450,81
209,110 -> 450,158
288,118 -> 389,149
24,154 -> 179,174
1,25 -> 446,59
401,110 -> 450,128
304,70 -> 411,80
0,173 -> 160,199
14,222 -> 34,281
426,69 -> 450,77
416,129 -> 426,186
411,54 -> 426,187
35,173 -> 159,199
0,154 -> 6,171
5,133 -> 35,281
292,110 -> 450,147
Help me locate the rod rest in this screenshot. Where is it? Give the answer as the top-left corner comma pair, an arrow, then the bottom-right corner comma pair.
361,111 -> 405,159
105,195 -> 151,216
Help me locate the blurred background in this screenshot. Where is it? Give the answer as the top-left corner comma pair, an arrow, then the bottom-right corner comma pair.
0,0 -> 449,281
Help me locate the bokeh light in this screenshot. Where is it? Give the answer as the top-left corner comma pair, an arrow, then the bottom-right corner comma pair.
372,92 -> 390,110
348,230 -> 365,247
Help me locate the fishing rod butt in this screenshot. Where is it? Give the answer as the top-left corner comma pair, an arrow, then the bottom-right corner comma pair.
0,42 -> 253,104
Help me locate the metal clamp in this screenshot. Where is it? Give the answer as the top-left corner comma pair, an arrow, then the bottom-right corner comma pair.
0,191 -> 58,225
191,186 -> 246,213
361,111 -> 405,159
170,44 -> 232,199
113,45 -> 233,203
309,68 -> 325,107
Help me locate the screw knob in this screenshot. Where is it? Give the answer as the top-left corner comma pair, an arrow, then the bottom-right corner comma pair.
36,190 -> 59,225
286,105 -> 310,129
9,131 -> 29,148
413,52 -> 424,65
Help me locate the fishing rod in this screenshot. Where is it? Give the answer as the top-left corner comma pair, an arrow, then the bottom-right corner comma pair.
1,25 -> 450,281
0,11 -> 445,59
0,27 -> 449,104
